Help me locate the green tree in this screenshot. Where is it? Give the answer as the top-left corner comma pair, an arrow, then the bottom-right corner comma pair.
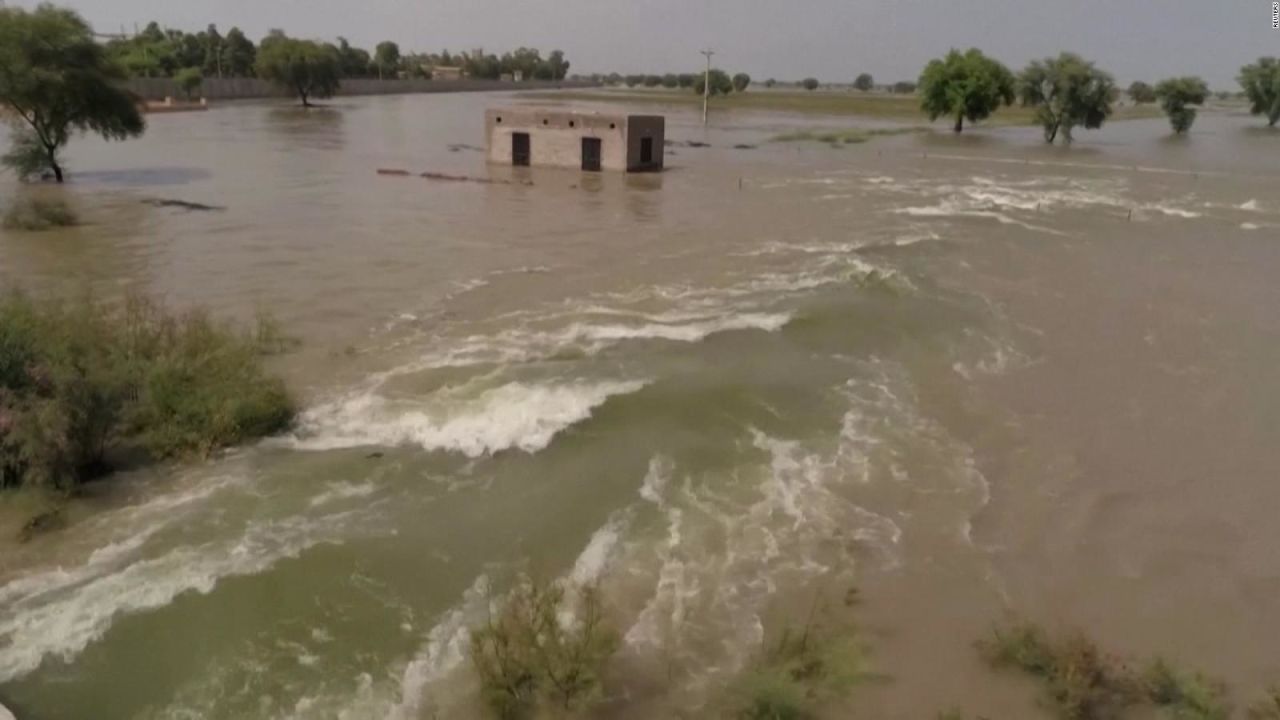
336,37 -> 371,78
677,73 -> 696,88
1019,53 -> 1115,144
624,74 -> 643,87
661,73 -> 679,88
1238,57 -> 1280,126
374,41 -> 400,80
643,74 -> 662,87
200,24 -> 224,78
694,68 -> 734,96
853,72 -> 874,91
733,72 -> 752,92
1128,80 -> 1156,104
764,78 -> 777,88
176,67 -> 203,100
255,35 -> 340,107
1154,76 -> 1208,134
544,49 -> 570,80
223,27 -> 256,77
802,77 -> 820,91
892,80 -> 916,94
919,48 -> 1016,133
0,4 -> 145,183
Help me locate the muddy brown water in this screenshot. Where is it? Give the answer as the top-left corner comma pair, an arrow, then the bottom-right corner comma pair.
1,91 -> 1278,719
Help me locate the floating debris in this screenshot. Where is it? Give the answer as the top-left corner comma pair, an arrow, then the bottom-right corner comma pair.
447,143 -> 485,153
376,169 -> 531,186
142,198 -> 226,212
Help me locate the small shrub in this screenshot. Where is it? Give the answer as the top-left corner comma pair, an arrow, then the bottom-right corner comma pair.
1247,687 -> 1280,719
1143,658 -> 1229,719
3,197 -> 77,231
977,622 -> 1142,720
469,576 -> 619,719
730,600 -> 866,720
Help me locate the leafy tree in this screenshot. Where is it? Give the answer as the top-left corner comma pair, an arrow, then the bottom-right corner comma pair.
255,35 -> 341,106
201,24 -> 224,78
624,74 -> 643,87
1154,76 -> 1208,134
919,48 -> 1016,133
694,68 -> 734,96
176,67 -> 203,100
1019,53 -> 1115,144
374,41 -> 400,79
892,80 -> 916,94
802,77 -> 820,91
661,73 -> 679,88
336,38 -> 371,78
1238,57 -> 1280,126
643,74 -> 662,87
223,27 -> 256,77
0,4 -> 145,183
544,49 -> 570,80
1128,80 -> 1156,104
764,78 -> 777,88
733,72 -> 752,92
677,73 -> 696,88
853,72 -> 874,91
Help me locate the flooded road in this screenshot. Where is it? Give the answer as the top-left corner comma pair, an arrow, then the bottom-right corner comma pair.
1,91 -> 1278,718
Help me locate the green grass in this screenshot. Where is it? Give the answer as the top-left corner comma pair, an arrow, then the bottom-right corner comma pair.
3,196 -> 77,231
0,291 -> 296,493
526,88 -> 1164,126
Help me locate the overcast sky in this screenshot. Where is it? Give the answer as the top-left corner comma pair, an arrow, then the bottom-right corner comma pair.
22,0 -> 1278,88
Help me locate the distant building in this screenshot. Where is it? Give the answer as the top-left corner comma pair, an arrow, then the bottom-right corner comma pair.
431,66 -> 465,80
485,108 -> 665,173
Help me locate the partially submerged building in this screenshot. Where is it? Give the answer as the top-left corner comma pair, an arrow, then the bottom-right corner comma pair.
485,108 -> 665,173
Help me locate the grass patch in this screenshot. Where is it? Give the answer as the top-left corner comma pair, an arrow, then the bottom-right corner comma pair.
0,291 -> 296,493
769,127 -> 928,146
3,196 -> 77,231
977,621 -> 1230,720
727,593 -> 867,720
527,89 -> 1164,126
469,575 -> 619,719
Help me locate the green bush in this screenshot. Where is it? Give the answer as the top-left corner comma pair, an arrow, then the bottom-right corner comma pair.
2,127 -> 56,182
1144,658 -> 1229,720
730,604 -> 866,720
469,576 -> 619,719
1249,687 -> 1280,719
0,292 -> 296,491
3,196 -> 78,231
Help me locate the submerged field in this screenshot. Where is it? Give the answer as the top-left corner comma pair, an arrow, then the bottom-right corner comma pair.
1,91 -> 1278,719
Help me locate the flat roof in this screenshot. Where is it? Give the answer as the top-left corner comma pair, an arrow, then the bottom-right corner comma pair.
486,107 -> 663,123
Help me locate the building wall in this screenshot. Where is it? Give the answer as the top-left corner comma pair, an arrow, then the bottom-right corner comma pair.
121,78 -> 598,102
485,109 -> 630,171
624,115 -> 666,172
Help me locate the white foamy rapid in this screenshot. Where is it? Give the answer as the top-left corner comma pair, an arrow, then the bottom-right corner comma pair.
290,379 -> 647,456
0,509 -> 363,684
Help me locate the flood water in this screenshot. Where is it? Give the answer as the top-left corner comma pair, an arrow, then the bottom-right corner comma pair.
1,91 -> 1278,719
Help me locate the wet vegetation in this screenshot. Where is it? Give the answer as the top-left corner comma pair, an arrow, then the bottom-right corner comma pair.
975,620 -> 1241,720
0,291 -> 296,494
3,196 -> 77,231
769,127 -> 928,146
469,576 -> 619,719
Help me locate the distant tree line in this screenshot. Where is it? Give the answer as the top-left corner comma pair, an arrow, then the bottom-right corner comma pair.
919,47 -> 1280,141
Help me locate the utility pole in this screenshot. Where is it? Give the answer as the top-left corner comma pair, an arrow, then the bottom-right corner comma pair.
700,49 -> 715,126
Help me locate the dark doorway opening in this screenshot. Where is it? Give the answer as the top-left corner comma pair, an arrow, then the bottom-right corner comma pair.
640,137 -> 654,165
581,137 -> 602,172
512,133 -> 531,166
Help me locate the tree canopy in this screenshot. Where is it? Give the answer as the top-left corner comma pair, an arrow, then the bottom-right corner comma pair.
1238,57 -> 1280,127
1127,81 -> 1156,104
853,73 -> 874,91
1018,53 -> 1114,144
0,3 -> 145,182
374,41 -> 400,80
732,73 -> 752,93
802,77 -> 820,91
1154,76 -> 1208,134
694,69 -> 734,96
918,48 -> 1015,133
255,34 -> 341,106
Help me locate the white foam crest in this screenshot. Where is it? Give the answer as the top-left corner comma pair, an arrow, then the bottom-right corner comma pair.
308,481 -> 378,508
390,575 -> 489,720
571,513 -> 629,586
291,379 -> 647,457
0,510 -> 360,684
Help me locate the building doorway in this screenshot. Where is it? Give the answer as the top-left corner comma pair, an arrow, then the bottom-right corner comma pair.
640,137 -> 654,166
512,133 -> 531,166
581,137 -> 602,172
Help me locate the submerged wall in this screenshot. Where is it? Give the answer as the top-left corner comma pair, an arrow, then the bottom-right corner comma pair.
122,78 -> 598,102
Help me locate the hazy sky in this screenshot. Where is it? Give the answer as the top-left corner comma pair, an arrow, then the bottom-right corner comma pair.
23,0 -> 1279,88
